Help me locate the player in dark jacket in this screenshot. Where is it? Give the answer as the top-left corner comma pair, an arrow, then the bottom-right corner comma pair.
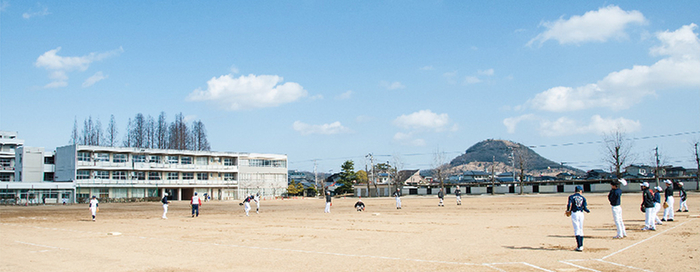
566,186 -> 590,251
437,188 -> 445,207
608,181 -> 625,238
641,182 -> 656,230
354,199 -> 365,211
324,191 -> 332,213
454,186 -> 462,205
677,182 -> 688,212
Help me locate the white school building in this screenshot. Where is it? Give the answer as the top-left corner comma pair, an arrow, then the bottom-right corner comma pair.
0,131 -> 287,204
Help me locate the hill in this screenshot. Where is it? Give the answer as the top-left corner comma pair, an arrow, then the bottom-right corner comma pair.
447,139 -> 584,176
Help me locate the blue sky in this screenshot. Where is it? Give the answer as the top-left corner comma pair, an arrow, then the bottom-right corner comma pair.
1,1 -> 699,173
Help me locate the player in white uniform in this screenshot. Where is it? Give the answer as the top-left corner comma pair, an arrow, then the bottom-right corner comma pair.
89,196 -> 99,221
324,191 -> 332,213
243,194 -> 253,216
393,188 -> 401,209
161,193 -> 170,219
454,186 -> 462,205
254,193 -> 260,214
191,192 -> 201,217
566,186 -> 590,251
662,180 -> 674,221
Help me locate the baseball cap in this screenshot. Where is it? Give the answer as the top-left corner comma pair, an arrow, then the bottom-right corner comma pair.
664,180 -> 672,184
618,178 -> 628,186
641,182 -> 649,187
655,186 -> 663,191
679,182 -> 684,186
164,193 -> 168,196
575,186 -> 583,192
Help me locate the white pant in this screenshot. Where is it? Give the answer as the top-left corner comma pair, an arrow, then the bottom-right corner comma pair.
663,196 -> 674,220
456,196 -> 461,204
256,201 -> 260,211
611,206 -> 626,237
396,197 -> 401,208
162,204 -> 168,218
679,199 -> 688,211
571,211 -> 584,236
438,198 -> 443,206
645,207 -> 655,229
653,203 -> 663,224
90,207 -> 97,217
325,202 -> 331,213
244,202 -> 251,215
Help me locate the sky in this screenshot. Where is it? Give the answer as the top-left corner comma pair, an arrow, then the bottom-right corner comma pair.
1,1 -> 699,174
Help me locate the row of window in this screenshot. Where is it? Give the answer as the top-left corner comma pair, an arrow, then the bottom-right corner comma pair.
241,159 -> 287,168
78,152 -> 237,166
76,170 -> 237,181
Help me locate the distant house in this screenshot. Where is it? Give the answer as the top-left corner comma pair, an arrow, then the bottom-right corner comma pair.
625,164 -> 654,177
662,166 -> 686,177
556,172 -> 575,180
586,169 -> 613,180
461,170 -> 491,182
397,170 -> 423,186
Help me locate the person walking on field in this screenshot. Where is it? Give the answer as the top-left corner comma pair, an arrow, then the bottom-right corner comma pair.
566,186 -> 590,251
652,187 -> 664,226
662,180 -> 674,222
254,192 -> 261,214
455,186 -> 462,205
677,182 -> 688,212
393,188 -> 401,209
191,192 -> 202,217
89,196 -> 99,221
608,181 -> 626,238
243,194 -> 254,216
162,193 -> 170,219
641,182 -> 656,230
324,191 -> 332,213
437,188 -> 445,207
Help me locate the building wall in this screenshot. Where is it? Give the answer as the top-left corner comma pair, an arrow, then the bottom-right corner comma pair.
55,145 -> 77,182
15,146 -> 45,182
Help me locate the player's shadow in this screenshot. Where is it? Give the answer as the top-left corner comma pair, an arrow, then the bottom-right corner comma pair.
547,235 -> 608,239
503,245 -> 566,251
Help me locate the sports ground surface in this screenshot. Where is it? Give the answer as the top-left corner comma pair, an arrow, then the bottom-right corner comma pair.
1,193 -> 698,272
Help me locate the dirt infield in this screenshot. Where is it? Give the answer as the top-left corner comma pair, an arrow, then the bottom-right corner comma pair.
1,193 -> 698,272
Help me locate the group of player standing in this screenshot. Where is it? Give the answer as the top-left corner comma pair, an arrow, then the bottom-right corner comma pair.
566,179 -> 690,252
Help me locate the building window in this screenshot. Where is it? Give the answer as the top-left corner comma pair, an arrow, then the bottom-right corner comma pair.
148,172 -> 161,180
167,172 -> 179,180
134,172 -> 145,180
223,158 -> 235,166
95,171 -> 109,179
113,171 -> 127,180
223,173 -> 236,181
133,155 -> 146,163
0,158 -> 10,168
197,173 -> 209,180
0,173 -> 11,181
95,153 -> 110,162
196,157 -> 208,165
182,173 -> 194,180
167,156 -> 178,164
149,155 -> 162,163
43,173 -> 54,181
113,154 -> 127,163
78,152 -> 91,162
181,156 -> 192,165
77,170 -> 90,179
44,156 -> 55,164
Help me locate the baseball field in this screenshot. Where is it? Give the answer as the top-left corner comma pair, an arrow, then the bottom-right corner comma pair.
1,192 -> 698,272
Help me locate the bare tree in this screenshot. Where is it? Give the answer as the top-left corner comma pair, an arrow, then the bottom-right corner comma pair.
70,117 -> 79,145
513,146 -> 529,195
432,148 -> 449,191
391,153 -> 404,192
156,112 -> 168,149
145,115 -> 155,148
168,113 -> 189,150
123,118 -> 132,147
130,113 -> 146,148
603,130 -> 633,179
93,118 -> 102,146
106,114 -> 118,147
191,120 -> 211,151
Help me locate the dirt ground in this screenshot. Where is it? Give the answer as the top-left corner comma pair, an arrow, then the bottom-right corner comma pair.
1,192 -> 698,272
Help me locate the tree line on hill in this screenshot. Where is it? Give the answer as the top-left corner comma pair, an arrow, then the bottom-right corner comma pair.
70,112 -> 210,151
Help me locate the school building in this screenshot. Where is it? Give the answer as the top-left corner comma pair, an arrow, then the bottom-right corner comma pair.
0,131 -> 288,204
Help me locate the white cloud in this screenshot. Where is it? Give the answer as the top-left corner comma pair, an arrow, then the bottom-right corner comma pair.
478,68 -> 494,76
464,76 -> 481,84
293,121 -> 351,135
528,5 -> 646,46
393,132 -> 426,146
1,1 -> 9,12
527,24 -> 700,112
22,4 -> 50,19
34,47 -> 123,88
82,71 -> 108,88
539,115 -> 641,137
229,65 -> 239,74
309,94 -> 324,100
420,65 -> 435,71
503,114 -> 537,133
188,74 -> 308,110
380,80 -> 405,90
336,90 -> 353,100
393,110 -> 450,132
184,115 -> 198,123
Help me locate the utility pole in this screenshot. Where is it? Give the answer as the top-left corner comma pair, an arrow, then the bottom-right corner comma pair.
367,153 -> 375,197
695,143 -> 699,184
655,146 -> 660,187
491,155 -> 495,195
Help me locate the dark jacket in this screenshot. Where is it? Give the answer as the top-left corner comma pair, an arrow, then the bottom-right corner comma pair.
679,187 -> 687,201
567,193 -> 590,213
393,191 -> 401,197
161,196 -> 169,204
437,190 -> 444,198
664,186 -> 674,201
608,188 -> 621,206
325,194 -> 332,203
454,189 -> 461,197
642,189 -> 655,208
